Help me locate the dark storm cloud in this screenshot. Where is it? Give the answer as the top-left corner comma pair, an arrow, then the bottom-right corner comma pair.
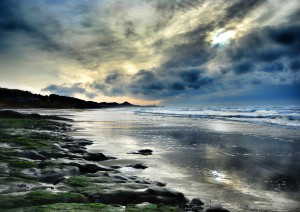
262,62 -> 285,73
91,80 -> 126,97
228,23 -> 300,77
42,83 -> 85,96
92,67 -> 214,99
0,0 -> 63,51
0,0 -> 139,69
105,72 -> 123,84
170,82 -> 185,91
289,59 -> 300,72
179,69 -> 200,83
129,69 -> 166,96
162,25 -> 214,69
42,83 -> 97,98
234,61 -> 254,75
223,0 -> 266,23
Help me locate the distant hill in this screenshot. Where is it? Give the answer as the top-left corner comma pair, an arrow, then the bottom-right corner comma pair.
0,87 -> 138,109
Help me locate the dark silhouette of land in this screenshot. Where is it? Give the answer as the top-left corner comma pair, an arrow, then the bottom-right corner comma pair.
0,87 -> 137,109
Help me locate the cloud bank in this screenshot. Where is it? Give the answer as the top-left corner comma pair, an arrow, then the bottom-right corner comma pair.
0,0 -> 299,105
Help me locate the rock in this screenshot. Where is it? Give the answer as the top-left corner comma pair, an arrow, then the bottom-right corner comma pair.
156,181 -> 167,187
39,151 -> 70,159
128,164 -> 148,169
19,167 -> 80,184
0,110 -> 26,118
88,187 -> 188,206
16,183 -> 30,191
191,198 -> 204,206
83,153 -> 110,161
68,147 -> 86,154
40,167 -> 80,184
21,168 -> 41,177
112,175 -> 130,181
128,149 -> 153,156
0,163 -> 9,177
0,110 -> 71,121
60,143 -> 85,149
76,139 -> 93,146
138,149 -> 153,155
185,197 -> 204,211
16,150 -> 46,160
134,179 -> 151,184
71,163 -> 114,174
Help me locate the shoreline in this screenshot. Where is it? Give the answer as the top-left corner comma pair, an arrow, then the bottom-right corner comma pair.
66,108 -> 300,211
0,110 -> 220,211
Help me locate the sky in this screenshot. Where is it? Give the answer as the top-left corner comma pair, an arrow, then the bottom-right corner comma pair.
0,0 -> 299,106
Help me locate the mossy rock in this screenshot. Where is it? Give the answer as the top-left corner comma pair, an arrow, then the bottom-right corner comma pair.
60,175 -> 147,195
5,202 -> 178,212
5,203 -> 124,212
126,203 -> 178,211
0,176 -> 38,184
9,159 -> 38,169
0,191 -> 88,209
0,118 -> 68,131
64,176 -> 91,187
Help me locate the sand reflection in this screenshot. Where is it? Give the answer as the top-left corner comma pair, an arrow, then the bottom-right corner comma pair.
66,109 -> 300,211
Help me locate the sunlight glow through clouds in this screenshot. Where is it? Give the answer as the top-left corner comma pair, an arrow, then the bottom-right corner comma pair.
211,30 -> 236,46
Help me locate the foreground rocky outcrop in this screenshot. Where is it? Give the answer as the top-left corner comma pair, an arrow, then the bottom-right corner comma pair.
0,110 -> 213,211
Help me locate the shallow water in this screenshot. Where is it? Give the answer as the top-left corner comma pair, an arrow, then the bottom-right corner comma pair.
15,108 -> 300,211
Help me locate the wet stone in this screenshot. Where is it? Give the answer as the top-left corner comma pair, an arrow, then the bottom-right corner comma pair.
127,163 -> 148,169
191,198 -> 204,206
128,149 -> 153,156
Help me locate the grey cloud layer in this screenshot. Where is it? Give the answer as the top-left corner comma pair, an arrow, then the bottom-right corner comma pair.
1,0 -> 299,102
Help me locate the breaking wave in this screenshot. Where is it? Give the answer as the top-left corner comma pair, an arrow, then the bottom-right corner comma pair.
134,106 -> 300,128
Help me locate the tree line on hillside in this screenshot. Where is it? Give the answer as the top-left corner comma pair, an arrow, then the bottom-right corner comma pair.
0,87 -> 136,109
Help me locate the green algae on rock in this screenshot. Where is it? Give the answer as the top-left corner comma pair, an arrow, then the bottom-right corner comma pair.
5,202 -> 178,212
0,191 -> 88,209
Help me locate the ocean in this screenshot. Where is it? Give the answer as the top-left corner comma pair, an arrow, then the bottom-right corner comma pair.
134,106 -> 300,128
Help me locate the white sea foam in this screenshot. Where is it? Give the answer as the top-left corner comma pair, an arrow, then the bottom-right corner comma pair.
134,106 -> 300,128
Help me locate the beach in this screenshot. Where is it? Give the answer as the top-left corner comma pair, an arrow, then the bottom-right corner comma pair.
6,107 -> 300,211
1,0 -> 299,211
63,107 -> 300,211
0,110 -> 192,211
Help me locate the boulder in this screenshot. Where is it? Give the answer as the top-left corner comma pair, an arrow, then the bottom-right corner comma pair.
128,149 -> 153,156
128,163 -> 148,169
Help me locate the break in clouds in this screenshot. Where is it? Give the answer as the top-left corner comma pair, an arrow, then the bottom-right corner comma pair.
0,0 -> 300,104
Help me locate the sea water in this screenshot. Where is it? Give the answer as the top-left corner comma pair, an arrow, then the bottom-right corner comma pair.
134,106 -> 300,128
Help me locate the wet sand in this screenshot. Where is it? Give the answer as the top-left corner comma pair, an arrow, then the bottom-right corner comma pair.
16,108 -> 300,211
